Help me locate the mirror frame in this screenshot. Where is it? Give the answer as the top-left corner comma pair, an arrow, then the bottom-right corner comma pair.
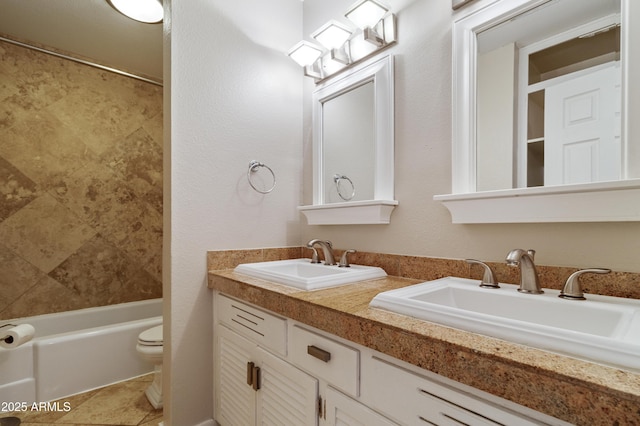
435,0 -> 640,223
299,54 -> 398,225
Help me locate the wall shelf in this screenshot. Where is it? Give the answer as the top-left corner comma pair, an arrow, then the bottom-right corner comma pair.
299,200 -> 398,225
435,179 -> 640,223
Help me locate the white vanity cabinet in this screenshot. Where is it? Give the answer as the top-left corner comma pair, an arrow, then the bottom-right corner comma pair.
215,294 -> 318,426
360,355 -> 547,426
216,325 -> 318,426
324,386 -> 397,426
214,292 -> 560,426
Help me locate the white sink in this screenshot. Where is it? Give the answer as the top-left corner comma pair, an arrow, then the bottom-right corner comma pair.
370,277 -> 640,371
234,258 -> 387,291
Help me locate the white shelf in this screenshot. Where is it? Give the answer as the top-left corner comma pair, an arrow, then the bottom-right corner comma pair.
435,179 -> 640,223
299,200 -> 398,225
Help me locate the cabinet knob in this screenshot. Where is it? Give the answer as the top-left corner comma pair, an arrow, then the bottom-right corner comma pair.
307,345 -> 331,362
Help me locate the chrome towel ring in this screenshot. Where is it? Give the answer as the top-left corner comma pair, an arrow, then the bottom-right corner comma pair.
247,160 -> 276,194
334,174 -> 355,201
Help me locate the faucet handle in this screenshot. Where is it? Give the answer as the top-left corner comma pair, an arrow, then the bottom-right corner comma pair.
465,259 -> 499,289
339,249 -> 356,268
307,247 -> 321,264
559,268 -> 611,300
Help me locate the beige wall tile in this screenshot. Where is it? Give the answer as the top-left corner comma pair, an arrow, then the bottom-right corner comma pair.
0,39 -> 163,319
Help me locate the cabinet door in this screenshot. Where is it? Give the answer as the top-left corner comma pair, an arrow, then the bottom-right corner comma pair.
217,325 -> 256,426
257,347 -> 319,426
324,386 -> 398,426
363,355 -> 542,426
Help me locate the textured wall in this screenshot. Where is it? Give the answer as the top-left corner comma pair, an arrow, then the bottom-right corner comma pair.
167,0 -> 304,423
0,40 -> 163,320
300,0 -> 640,274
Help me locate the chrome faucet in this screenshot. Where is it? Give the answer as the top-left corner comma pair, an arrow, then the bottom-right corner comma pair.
559,268 -> 611,300
465,259 -> 499,289
505,249 -> 543,294
306,239 -> 337,265
339,249 -> 356,268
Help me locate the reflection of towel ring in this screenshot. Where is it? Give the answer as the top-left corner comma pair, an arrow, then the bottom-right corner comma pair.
247,160 -> 276,194
333,174 -> 355,201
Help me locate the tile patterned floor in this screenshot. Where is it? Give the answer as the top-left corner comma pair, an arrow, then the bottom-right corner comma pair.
2,375 -> 162,426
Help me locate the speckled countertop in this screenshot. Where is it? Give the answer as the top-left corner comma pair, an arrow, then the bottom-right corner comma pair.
208,269 -> 640,425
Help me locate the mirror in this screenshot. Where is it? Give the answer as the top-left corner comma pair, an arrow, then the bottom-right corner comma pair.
436,0 -> 640,223
322,81 -> 375,203
299,54 -> 397,225
475,0 -> 621,191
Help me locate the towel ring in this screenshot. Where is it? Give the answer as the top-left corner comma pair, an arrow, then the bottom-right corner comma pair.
333,174 -> 355,201
247,160 -> 276,194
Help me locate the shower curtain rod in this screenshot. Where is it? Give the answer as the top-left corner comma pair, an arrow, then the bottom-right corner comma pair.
0,35 -> 163,87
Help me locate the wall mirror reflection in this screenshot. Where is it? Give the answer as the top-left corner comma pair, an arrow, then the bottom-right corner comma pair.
299,54 -> 397,225
437,0 -> 640,223
476,0 -> 622,191
322,81 -> 375,203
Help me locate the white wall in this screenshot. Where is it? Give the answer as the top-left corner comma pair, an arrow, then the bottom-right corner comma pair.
477,43 -> 515,191
166,0 -> 303,424
168,0 -> 640,424
300,0 -> 640,273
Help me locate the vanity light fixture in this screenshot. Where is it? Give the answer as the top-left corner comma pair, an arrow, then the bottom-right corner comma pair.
345,0 -> 394,46
287,41 -> 324,67
312,21 -> 353,50
287,41 -> 325,79
345,0 -> 388,29
313,21 -> 354,66
286,0 -> 396,82
107,0 -> 163,24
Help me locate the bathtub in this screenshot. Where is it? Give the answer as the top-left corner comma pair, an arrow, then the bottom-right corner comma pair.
0,299 -> 162,404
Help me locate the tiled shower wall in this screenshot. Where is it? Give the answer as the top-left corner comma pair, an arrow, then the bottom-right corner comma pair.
0,39 -> 163,320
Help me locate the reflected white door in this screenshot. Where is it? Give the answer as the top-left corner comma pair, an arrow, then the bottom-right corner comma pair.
544,63 -> 621,186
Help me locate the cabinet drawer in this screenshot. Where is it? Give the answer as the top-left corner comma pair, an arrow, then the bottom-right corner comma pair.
290,325 -> 359,397
217,294 -> 287,356
363,356 -> 541,426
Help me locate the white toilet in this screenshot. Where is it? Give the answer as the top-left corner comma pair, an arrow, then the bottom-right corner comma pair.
136,324 -> 163,409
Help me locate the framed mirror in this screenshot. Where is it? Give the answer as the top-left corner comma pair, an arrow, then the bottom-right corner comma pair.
435,0 -> 640,223
299,54 -> 397,225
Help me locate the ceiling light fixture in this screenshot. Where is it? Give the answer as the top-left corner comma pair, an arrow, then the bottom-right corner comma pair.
107,0 -> 163,24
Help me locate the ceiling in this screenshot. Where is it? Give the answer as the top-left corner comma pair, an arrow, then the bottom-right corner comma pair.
0,0 -> 163,84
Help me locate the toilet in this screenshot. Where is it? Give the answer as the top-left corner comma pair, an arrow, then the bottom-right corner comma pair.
136,325 -> 163,409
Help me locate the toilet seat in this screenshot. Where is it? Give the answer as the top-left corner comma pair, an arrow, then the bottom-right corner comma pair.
138,325 -> 163,346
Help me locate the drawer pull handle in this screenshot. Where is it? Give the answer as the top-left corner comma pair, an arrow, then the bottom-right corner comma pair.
252,365 -> 261,391
307,345 -> 331,362
246,361 -> 255,386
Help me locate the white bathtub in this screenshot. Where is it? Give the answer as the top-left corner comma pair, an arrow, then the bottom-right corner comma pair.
0,299 -> 162,404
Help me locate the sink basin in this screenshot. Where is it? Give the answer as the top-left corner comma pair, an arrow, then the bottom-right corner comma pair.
370,277 -> 640,371
234,258 -> 387,291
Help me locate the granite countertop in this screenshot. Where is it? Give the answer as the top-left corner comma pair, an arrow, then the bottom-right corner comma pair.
208,269 -> 640,425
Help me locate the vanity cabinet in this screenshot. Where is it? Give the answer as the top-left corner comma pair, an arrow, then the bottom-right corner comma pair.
214,292 -> 559,426
324,386 -> 397,426
215,295 -> 318,425
216,325 -> 318,426
361,355 -> 545,425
